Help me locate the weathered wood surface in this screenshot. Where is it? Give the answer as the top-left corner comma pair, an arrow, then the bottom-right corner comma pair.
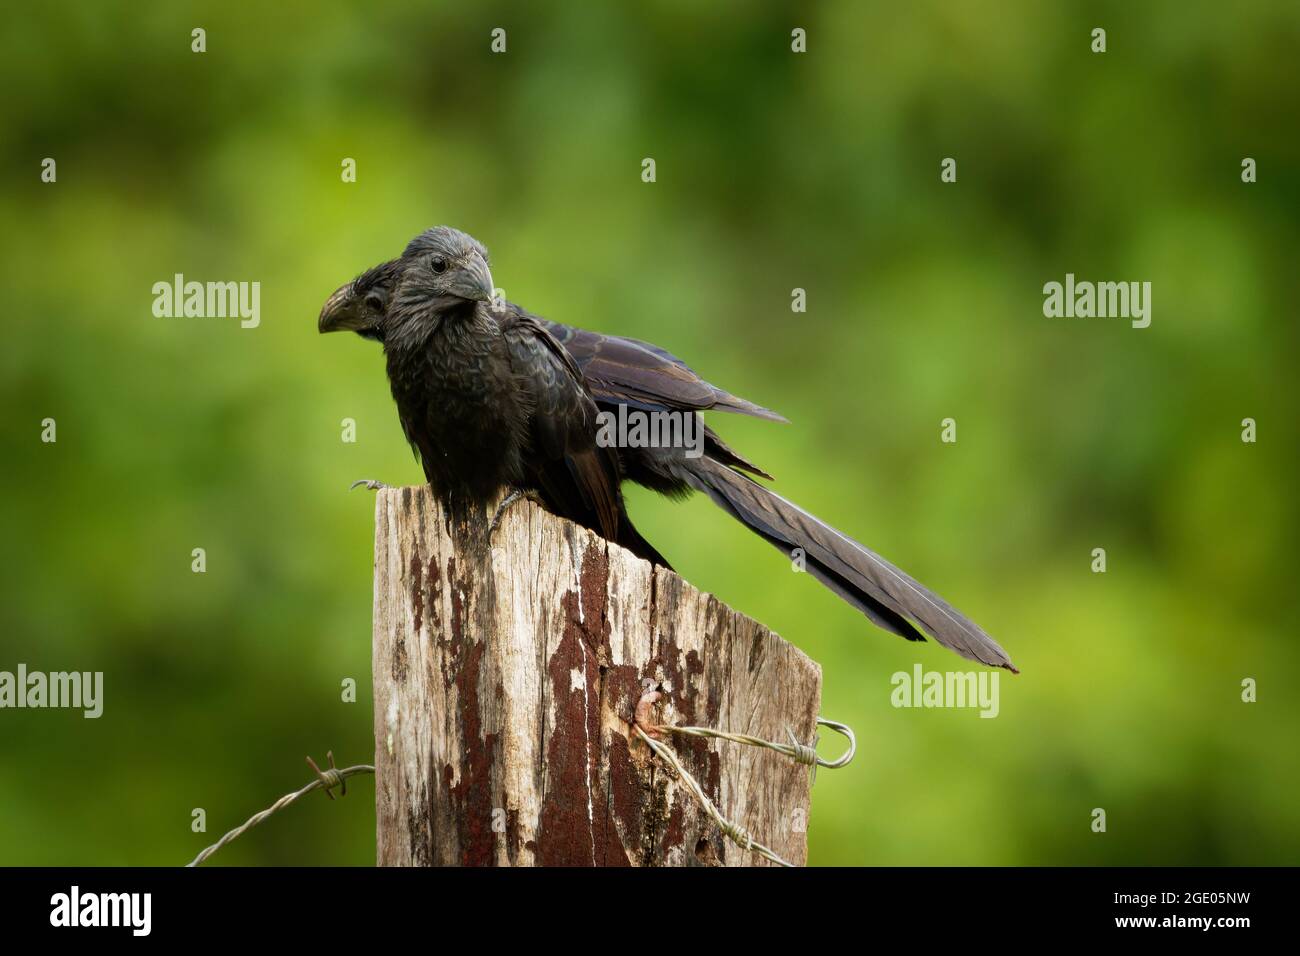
372,486 -> 822,866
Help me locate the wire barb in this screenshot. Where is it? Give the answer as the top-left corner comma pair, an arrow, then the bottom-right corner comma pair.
306,751 -> 347,800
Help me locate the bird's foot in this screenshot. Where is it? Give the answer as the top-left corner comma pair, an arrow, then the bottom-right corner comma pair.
349,479 -> 390,492
488,488 -> 545,536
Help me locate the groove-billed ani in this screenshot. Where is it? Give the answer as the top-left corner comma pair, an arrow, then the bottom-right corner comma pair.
319,226 -> 1017,672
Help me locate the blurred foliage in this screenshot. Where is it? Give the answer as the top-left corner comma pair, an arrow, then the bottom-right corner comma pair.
1,1 -> 1297,866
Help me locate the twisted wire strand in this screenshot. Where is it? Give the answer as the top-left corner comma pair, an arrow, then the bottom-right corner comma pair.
186,758 -> 374,867
635,727 -> 793,867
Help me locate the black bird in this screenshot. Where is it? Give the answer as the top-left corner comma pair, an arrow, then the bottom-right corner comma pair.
319,226 -> 1017,672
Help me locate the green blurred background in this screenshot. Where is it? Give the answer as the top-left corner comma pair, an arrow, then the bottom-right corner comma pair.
2,1 -> 1297,866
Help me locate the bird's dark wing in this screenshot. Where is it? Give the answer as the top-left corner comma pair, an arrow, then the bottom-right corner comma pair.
539,318 -> 787,422
500,310 -> 624,544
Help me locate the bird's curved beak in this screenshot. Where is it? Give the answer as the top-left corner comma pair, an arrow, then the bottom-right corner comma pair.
448,253 -> 495,303
318,281 -> 368,334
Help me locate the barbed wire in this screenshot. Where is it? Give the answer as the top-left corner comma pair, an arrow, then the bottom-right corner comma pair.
186,751 -> 374,867
634,726 -> 794,867
657,718 -> 856,785
635,688 -> 855,867
185,710 -> 851,868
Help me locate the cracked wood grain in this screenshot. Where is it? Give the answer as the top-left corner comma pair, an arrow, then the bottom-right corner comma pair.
372,486 -> 821,867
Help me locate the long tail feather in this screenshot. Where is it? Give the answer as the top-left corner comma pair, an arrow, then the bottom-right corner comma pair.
676,457 -> 1017,672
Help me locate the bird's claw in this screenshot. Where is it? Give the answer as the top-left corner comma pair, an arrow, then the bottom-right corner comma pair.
488,488 -> 544,536
349,479 -> 390,492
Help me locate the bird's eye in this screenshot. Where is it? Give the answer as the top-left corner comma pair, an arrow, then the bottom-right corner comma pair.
431,256 -> 448,274
364,292 -> 385,312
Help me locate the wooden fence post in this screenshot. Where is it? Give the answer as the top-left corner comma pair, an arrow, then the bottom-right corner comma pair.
371,486 -> 822,866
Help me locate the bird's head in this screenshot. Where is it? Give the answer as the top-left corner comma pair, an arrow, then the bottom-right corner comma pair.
318,259 -> 399,339
393,226 -> 495,311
